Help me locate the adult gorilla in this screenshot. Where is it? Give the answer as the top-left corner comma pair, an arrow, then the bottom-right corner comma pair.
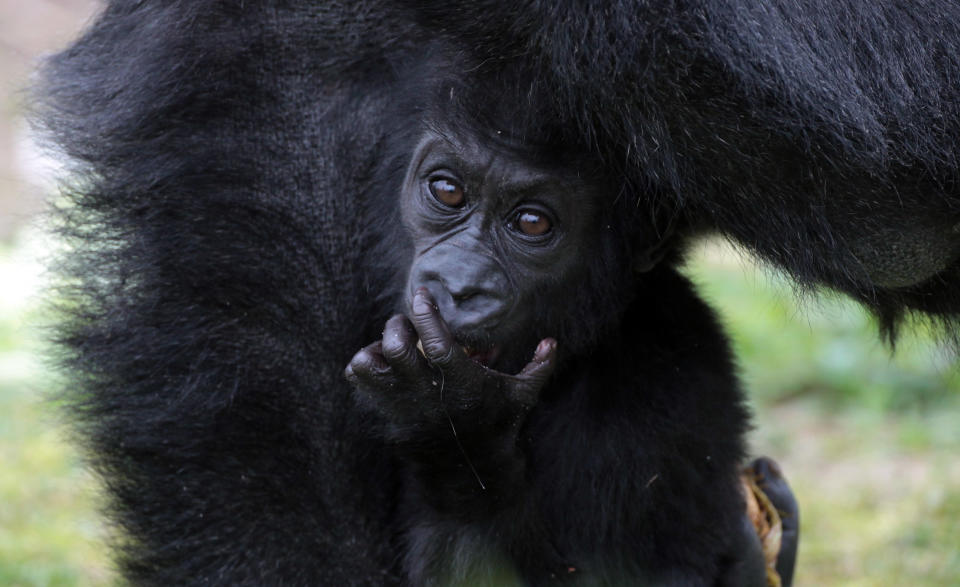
36,0 -> 950,584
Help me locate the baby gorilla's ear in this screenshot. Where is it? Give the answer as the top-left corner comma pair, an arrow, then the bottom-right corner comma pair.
629,199 -> 680,273
633,225 -> 677,273
633,237 -> 673,273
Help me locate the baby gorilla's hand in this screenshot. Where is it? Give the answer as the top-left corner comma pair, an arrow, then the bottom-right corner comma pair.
346,288 -> 555,442
345,289 -> 555,500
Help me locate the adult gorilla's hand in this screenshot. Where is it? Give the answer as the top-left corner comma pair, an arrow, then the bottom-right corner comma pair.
345,289 -> 556,482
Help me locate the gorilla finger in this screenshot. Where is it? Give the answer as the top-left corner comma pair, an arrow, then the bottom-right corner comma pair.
411,287 -> 457,366
749,456 -> 799,587
344,341 -> 390,383
749,457 -> 799,530
381,314 -> 421,372
512,338 -> 558,404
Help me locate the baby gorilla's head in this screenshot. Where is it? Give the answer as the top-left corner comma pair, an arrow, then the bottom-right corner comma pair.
398,122 -> 667,373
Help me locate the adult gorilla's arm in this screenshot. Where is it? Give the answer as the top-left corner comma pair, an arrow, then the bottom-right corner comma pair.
404,0 -> 960,339
36,1 -> 417,582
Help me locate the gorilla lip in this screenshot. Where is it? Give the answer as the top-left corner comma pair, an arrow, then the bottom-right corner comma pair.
414,338 -> 500,367
464,344 -> 500,367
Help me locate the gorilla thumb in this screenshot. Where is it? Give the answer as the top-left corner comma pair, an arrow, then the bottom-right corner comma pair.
512,338 -> 558,405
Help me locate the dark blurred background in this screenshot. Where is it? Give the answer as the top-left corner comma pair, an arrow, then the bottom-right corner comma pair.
0,2 -> 957,585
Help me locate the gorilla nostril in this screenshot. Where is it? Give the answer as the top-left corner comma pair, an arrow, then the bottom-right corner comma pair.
451,289 -> 506,316
452,291 -> 478,304
448,283 -> 493,304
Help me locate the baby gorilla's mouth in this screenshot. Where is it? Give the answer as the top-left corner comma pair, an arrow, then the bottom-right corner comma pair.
415,338 -> 501,368
463,345 -> 500,367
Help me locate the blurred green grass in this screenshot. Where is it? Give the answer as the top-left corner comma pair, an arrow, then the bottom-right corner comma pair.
688,240 -> 960,586
0,233 -> 957,586
0,234 -> 112,586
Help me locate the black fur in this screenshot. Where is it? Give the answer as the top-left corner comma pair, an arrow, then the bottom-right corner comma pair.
35,0 -> 951,583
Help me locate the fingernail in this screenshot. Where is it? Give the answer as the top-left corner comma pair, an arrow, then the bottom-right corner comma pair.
536,338 -> 555,358
413,290 -> 431,314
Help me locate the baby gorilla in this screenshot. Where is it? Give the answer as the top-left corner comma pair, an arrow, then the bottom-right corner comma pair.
346,124 -> 797,586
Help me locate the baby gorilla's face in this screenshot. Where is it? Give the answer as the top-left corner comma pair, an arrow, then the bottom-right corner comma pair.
398,126 -> 604,373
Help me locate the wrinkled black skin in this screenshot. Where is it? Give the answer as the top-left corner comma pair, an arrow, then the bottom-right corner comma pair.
751,458 -> 801,584
36,0 -> 957,584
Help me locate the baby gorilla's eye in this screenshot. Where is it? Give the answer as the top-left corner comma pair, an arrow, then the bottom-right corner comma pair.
514,209 -> 552,236
428,178 -> 465,207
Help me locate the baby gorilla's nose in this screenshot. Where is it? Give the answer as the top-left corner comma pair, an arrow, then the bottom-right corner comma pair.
417,276 -> 509,333
410,241 -> 511,333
